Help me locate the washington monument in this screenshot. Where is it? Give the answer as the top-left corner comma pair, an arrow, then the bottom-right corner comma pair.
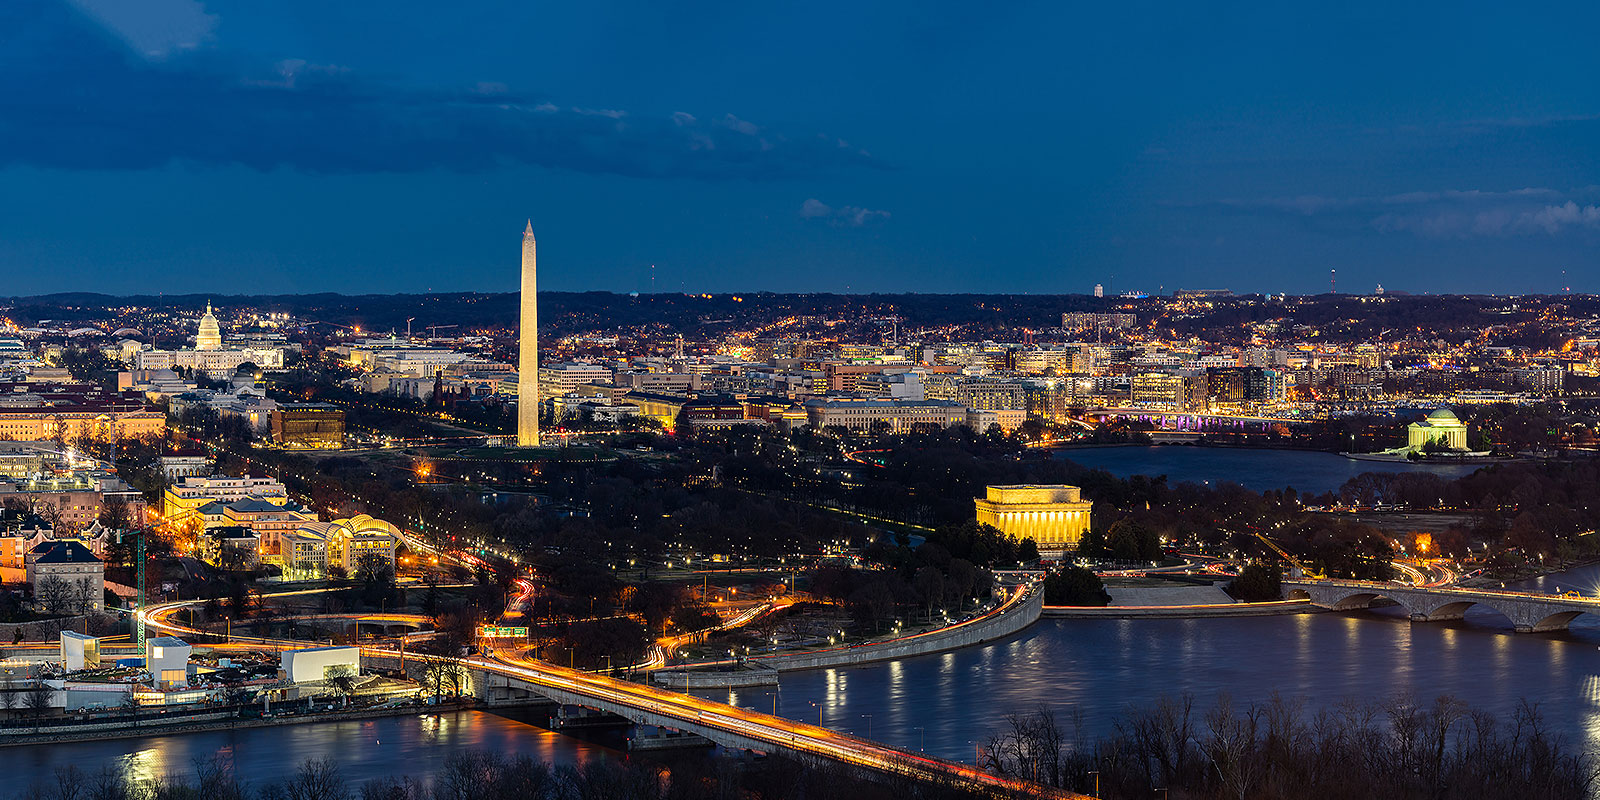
517,221 -> 540,447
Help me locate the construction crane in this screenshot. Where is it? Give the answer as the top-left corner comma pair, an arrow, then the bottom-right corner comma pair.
1252,531 -> 1322,579
427,324 -> 458,339
115,529 -> 148,648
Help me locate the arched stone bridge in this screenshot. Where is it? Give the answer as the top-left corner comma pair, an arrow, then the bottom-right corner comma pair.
1284,579 -> 1600,633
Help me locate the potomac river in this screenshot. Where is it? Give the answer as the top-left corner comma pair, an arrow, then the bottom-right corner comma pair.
1054,444 -> 1482,494
15,450 -> 1594,788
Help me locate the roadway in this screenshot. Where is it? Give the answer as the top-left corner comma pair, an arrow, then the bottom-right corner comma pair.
134,583 -> 1078,797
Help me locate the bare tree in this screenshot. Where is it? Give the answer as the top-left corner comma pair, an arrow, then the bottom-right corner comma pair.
285,758 -> 347,800
72,579 -> 97,615
0,676 -> 20,715
24,682 -> 55,719
86,766 -> 133,800
37,575 -> 71,615
51,765 -> 85,800
422,661 -> 465,701
323,664 -> 358,708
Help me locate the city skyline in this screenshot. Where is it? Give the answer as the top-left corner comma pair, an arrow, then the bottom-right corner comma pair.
3,1 -> 1598,297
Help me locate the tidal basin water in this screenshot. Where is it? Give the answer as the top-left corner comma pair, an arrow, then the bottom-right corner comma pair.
1055,445 -> 1482,494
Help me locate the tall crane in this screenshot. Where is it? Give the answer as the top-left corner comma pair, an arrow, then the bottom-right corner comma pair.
1253,531 -> 1321,579
116,529 -> 148,647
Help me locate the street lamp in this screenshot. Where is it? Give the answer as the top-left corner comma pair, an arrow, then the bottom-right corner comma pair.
861,713 -> 872,739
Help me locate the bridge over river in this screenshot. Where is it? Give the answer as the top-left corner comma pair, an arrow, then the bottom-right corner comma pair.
140,584 -> 1079,799
1285,579 -> 1600,632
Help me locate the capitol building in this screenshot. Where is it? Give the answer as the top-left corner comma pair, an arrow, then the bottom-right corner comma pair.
135,303 -> 285,376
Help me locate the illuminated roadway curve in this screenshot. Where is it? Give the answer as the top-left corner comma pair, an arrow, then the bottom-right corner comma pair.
138,586 -> 1083,798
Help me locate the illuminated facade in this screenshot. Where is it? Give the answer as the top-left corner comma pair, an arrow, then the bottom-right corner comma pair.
291,514 -> 399,572
973,484 -> 1093,554
269,403 -> 345,449
135,303 -> 285,375
163,475 -> 289,524
1406,408 -> 1469,451
0,383 -> 166,442
196,302 -> 223,350
517,221 -> 541,447
805,398 -> 967,433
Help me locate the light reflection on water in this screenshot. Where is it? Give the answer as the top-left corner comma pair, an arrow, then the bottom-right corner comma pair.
20,565 -> 1600,783
698,566 -> 1600,764
10,710 -> 612,790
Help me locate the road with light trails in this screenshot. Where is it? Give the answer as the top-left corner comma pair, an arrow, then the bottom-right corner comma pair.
476,645 -> 1084,798
484,580 -> 1082,797
136,581 -> 1078,797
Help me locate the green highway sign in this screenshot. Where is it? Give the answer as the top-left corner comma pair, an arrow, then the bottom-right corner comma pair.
479,626 -> 529,638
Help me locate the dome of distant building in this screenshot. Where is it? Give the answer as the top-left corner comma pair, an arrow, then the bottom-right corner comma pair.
111,327 -> 143,338
196,302 -> 223,350
1426,408 -> 1459,421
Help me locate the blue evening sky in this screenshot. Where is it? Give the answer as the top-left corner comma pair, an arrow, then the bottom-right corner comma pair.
1,1 -> 1597,296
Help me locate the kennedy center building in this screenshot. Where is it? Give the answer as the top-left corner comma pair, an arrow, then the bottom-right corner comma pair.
517,221 -> 541,447
974,484 -> 1093,554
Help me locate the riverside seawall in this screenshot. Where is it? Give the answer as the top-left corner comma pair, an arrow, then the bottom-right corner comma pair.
1041,599 -> 1317,619
655,583 -> 1045,689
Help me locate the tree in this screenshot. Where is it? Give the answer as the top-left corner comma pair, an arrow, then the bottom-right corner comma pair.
850,580 -> 898,633
1017,537 -> 1040,563
355,553 -> 396,608
285,758 -> 347,800
1105,519 -> 1162,562
913,566 -> 944,619
421,661 -> 465,700
1042,566 -> 1110,607
0,677 -> 19,716
1229,563 -> 1282,602
323,664 -> 358,708
37,575 -> 71,615
25,682 -> 55,719
96,496 -> 131,531
70,579 -> 97,614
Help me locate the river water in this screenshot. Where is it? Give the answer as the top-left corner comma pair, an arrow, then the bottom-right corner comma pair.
20,581 -> 1600,788
14,451 -> 1595,788
1054,445 -> 1482,494
703,569 -> 1600,763
6,707 -> 615,790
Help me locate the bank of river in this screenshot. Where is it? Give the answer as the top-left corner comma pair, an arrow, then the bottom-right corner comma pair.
1054,444 -> 1483,494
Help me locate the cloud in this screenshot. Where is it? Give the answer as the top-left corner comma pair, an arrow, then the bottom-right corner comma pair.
65,0 -> 216,59
800,198 -> 890,227
1374,201 -> 1600,238
1195,187 -> 1600,239
0,1 -> 883,181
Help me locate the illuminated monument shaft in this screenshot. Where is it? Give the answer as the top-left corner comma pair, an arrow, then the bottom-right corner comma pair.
517,221 -> 540,446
